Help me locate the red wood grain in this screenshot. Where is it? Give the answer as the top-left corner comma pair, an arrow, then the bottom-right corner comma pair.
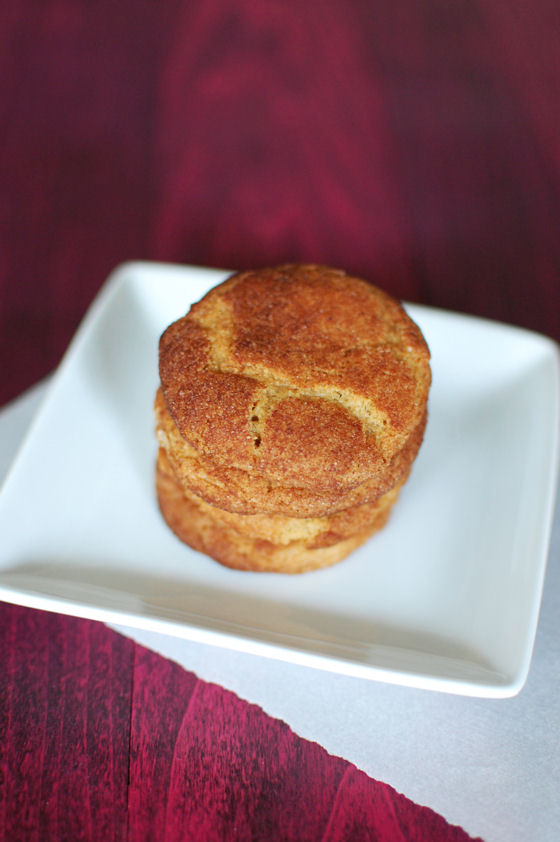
0,603 -> 483,841
0,605 -> 133,841
1,1 -> 559,406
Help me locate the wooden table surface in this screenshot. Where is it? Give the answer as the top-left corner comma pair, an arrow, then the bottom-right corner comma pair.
1,602 -> 483,841
1,0 -> 559,407
1,2 -> 559,840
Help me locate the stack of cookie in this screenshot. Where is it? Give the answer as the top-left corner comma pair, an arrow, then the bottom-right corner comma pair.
154,265 -> 431,573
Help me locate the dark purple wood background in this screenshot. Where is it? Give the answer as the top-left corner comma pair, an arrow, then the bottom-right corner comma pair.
1,0 -> 559,406
0,604 -> 482,841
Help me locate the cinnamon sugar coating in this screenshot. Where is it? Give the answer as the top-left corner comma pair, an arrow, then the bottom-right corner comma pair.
159,264 -> 430,494
155,387 -> 425,517
155,264 -> 431,572
156,449 -> 398,574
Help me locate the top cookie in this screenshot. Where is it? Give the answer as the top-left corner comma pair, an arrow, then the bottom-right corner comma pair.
158,264 -> 431,496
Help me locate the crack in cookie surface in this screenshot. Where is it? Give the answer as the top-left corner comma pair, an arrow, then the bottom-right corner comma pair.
189,271 -> 427,453
159,265 -> 430,489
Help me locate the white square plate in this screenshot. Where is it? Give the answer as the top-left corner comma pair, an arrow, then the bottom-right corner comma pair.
1,262 -> 558,697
